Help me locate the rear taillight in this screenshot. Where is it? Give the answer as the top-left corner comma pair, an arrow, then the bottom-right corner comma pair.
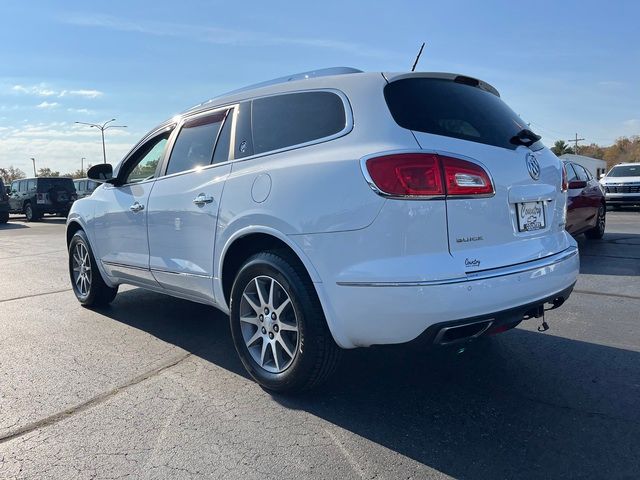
365,153 -> 493,197
561,164 -> 568,192
443,157 -> 493,196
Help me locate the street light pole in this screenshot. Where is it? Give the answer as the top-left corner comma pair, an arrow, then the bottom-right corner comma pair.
81,157 -> 86,177
75,119 -> 127,164
31,157 -> 36,177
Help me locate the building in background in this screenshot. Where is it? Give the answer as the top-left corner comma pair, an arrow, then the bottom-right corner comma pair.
560,154 -> 607,179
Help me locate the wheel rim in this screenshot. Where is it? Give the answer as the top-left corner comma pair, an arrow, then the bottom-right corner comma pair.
239,275 -> 299,374
72,242 -> 92,297
25,205 -> 32,220
598,205 -> 606,233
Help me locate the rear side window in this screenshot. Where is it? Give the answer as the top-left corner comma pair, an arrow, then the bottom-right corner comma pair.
166,110 -> 226,175
384,78 -> 531,151
27,179 -> 36,190
251,91 -> 346,155
574,164 -> 590,181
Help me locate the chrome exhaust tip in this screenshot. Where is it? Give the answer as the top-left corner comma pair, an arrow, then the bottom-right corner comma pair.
433,319 -> 494,346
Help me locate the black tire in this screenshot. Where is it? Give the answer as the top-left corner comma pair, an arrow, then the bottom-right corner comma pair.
0,211 -> 8,224
229,251 -> 341,393
68,230 -> 118,307
585,203 -> 606,239
24,202 -> 40,222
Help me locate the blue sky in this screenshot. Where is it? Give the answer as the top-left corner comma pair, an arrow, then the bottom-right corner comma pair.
1,0 -> 639,174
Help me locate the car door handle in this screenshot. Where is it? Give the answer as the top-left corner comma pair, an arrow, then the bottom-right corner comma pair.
129,202 -> 145,213
192,194 -> 214,206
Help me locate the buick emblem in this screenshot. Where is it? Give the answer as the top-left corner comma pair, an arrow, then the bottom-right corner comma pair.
526,154 -> 540,181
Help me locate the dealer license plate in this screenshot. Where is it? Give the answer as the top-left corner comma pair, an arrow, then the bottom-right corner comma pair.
517,201 -> 545,232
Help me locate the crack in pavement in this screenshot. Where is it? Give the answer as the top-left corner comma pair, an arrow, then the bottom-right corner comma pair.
0,352 -> 191,446
574,289 -> 640,301
0,288 -> 71,304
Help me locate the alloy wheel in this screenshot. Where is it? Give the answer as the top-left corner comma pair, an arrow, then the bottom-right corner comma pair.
597,205 -> 606,234
72,242 -> 92,297
239,275 -> 299,374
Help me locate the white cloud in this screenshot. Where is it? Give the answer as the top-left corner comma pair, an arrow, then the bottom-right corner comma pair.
11,84 -> 104,99
36,101 -> 60,109
67,107 -> 95,114
59,89 -> 103,98
60,13 -> 395,58
12,84 -> 57,96
0,122 -> 134,174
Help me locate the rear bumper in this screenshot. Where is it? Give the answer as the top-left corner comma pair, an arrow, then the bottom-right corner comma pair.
312,246 -> 579,348
0,203 -> 8,213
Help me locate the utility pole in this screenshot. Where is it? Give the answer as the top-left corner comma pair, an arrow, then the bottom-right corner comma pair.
567,133 -> 585,154
31,158 -> 36,177
81,157 -> 86,177
75,119 -> 127,164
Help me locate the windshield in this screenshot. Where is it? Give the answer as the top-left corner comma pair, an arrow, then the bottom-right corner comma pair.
607,165 -> 640,177
384,77 -> 542,151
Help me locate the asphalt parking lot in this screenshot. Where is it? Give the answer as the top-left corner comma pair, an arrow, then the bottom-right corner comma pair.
0,211 -> 639,479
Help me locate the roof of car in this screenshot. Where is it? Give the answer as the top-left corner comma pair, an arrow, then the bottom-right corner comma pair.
182,68 -> 498,116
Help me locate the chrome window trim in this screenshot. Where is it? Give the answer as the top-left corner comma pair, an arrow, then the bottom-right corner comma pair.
359,149 -> 496,200
336,246 -> 578,287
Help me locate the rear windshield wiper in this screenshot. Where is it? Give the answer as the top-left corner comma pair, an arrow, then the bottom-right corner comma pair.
510,129 -> 542,147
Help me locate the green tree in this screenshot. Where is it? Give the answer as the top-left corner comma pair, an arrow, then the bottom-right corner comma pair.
0,166 -> 26,183
37,167 -> 60,177
551,140 -> 574,156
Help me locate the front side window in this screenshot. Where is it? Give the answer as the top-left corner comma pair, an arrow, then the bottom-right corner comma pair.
165,110 -> 227,175
574,164 -> 589,182
123,132 -> 171,184
251,91 -> 347,155
11,181 -> 18,193
565,163 -> 579,183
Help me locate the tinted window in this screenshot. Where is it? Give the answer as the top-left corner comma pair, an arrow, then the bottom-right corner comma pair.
166,111 -> 226,175
574,164 -> 589,181
565,163 -> 579,182
607,165 -> 640,177
37,178 -> 75,192
251,91 -> 346,155
124,133 -> 170,184
385,78 -> 535,151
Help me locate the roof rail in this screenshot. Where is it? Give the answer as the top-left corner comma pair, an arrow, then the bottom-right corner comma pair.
188,67 -> 362,111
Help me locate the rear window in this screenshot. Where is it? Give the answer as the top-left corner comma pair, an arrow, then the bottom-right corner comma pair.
251,91 -> 346,155
607,165 -> 640,177
37,178 -> 75,192
384,78 -> 532,151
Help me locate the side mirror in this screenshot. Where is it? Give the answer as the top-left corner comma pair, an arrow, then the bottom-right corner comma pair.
599,173 -> 605,180
87,163 -> 114,183
568,180 -> 587,189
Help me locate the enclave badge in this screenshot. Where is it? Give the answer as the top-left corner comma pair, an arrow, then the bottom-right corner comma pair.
526,153 -> 540,181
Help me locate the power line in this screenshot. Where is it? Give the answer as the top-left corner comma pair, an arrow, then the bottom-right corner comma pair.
567,133 -> 585,154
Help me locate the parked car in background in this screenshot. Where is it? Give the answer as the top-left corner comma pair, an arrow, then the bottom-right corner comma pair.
9,177 -> 77,221
0,178 -> 9,223
67,68 -> 579,392
563,160 -> 606,239
599,163 -> 640,208
73,178 -> 99,199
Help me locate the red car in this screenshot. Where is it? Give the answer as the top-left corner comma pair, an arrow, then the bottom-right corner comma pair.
563,160 -> 606,239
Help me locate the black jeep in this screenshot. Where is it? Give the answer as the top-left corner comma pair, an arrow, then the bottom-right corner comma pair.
8,177 -> 77,221
0,178 -> 9,223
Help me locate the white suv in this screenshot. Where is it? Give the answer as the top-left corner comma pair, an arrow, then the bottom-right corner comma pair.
599,162 -> 640,207
67,68 -> 579,391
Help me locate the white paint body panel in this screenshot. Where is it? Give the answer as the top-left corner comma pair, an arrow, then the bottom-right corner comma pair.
68,70 -> 579,349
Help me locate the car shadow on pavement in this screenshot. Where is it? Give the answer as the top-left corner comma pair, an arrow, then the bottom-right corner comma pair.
0,222 -> 29,230
102,288 -> 639,480
577,232 -> 640,276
